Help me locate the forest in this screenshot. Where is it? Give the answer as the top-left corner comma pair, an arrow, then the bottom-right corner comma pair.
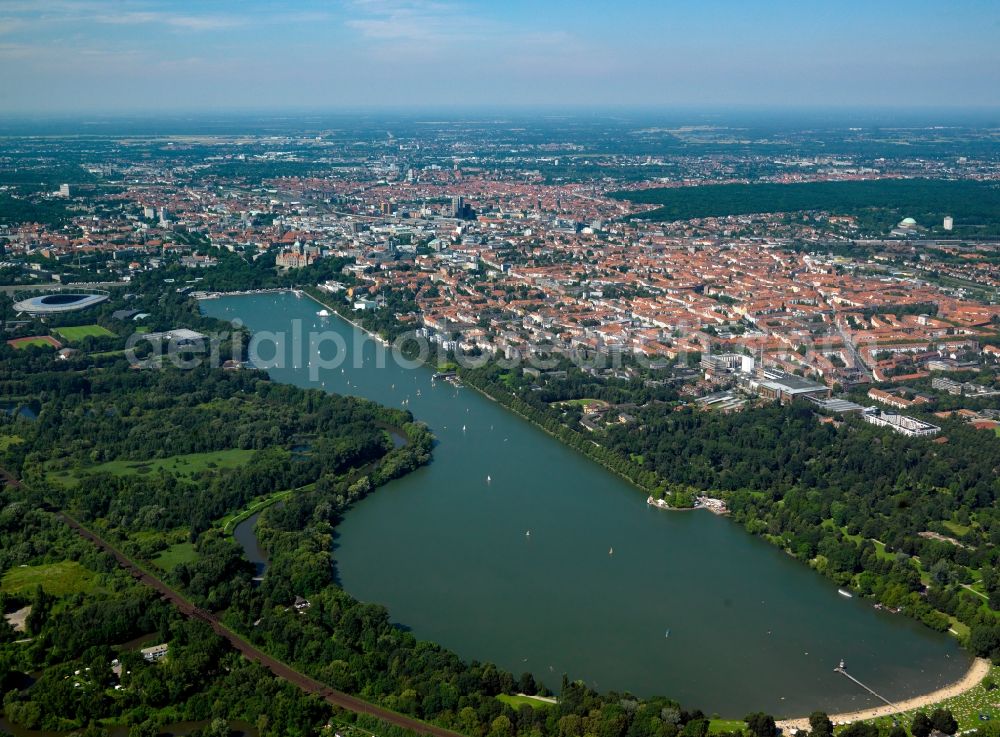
0,500 -> 339,735
611,179 -> 1000,235
0,192 -> 75,227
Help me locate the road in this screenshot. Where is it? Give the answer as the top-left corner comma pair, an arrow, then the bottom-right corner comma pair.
58,512 -> 466,737
834,316 -> 873,381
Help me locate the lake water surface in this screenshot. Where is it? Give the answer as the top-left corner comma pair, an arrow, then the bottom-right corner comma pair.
206,292 -> 969,718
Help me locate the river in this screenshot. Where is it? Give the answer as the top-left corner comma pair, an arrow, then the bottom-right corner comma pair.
205,292 -> 969,718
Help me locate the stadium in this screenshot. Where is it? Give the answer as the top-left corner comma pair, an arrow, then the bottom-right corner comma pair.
12,292 -> 109,316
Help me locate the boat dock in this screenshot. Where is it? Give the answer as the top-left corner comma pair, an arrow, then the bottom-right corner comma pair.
834,660 -> 896,709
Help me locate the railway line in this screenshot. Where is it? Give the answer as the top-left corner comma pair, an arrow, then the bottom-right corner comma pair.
58,512 -> 466,737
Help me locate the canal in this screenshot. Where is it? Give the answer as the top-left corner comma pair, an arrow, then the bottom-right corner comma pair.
205,292 -> 968,718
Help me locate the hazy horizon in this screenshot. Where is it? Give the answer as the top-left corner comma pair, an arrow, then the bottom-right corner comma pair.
2,0 -> 999,115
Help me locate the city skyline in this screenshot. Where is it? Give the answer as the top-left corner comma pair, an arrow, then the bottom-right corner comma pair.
2,0 -> 1000,114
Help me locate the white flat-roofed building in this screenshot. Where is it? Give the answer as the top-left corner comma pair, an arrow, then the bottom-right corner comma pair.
140,643 -> 169,662
862,408 -> 940,437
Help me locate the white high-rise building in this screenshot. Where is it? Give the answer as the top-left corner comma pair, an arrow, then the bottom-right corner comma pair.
58,183 -> 71,198
943,215 -> 954,231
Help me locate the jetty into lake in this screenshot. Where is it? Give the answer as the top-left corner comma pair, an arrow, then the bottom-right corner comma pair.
834,660 -> 896,709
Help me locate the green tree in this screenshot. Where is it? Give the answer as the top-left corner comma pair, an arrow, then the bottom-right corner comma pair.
519,671 -> 538,695
681,720 -> 709,737
911,712 -> 932,737
744,713 -> 776,737
839,723 -> 878,737
929,709 -> 958,736
808,712 -> 833,737
128,721 -> 160,737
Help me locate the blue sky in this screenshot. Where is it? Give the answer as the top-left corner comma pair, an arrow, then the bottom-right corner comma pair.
1,0 -> 999,113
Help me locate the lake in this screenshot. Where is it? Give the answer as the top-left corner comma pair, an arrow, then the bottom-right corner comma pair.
205,292 -> 969,718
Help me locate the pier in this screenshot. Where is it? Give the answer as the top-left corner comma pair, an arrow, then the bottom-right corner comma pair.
834,660 -> 896,709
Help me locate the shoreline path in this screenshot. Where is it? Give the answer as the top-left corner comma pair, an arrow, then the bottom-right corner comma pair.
776,657 -> 992,733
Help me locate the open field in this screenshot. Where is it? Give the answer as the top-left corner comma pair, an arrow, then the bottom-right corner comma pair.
6,335 -> 61,350
0,434 -> 24,451
612,179 -> 1000,227
708,720 -> 748,735
153,542 -> 198,570
497,694 -> 556,709
47,448 -> 257,486
0,560 -> 97,596
53,324 -> 115,341
942,520 -> 973,537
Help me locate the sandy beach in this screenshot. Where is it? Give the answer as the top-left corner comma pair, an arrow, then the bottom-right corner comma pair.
776,658 -> 992,732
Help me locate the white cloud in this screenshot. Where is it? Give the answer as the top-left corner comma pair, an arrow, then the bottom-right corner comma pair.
344,0 -> 495,44
0,2 -> 246,32
91,10 -> 246,31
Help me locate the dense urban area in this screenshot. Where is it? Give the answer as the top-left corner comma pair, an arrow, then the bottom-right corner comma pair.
2,115 -> 1000,737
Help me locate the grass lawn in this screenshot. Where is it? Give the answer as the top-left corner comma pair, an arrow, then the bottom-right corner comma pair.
942,520 -> 972,537
708,720 -> 748,735
219,482 -> 314,534
871,540 -> 895,561
497,694 -> 556,709
49,448 -> 256,485
53,324 -> 115,341
867,664 -> 1000,732
153,542 -> 198,571
1,561 -> 97,596
948,617 -> 971,638
0,434 -> 24,451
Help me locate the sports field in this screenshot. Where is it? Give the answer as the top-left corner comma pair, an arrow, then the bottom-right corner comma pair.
53,324 -> 115,341
6,335 -> 62,350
